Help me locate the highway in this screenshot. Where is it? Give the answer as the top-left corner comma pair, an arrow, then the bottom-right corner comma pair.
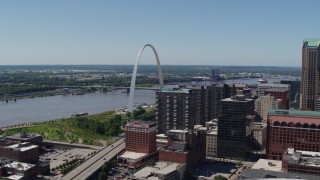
63,138 -> 125,180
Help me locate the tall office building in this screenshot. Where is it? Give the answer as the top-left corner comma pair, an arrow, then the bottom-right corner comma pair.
156,84 -> 230,134
217,95 -> 255,158
281,80 -> 301,109
156,88 -> 205,134
300,38 -> 320,111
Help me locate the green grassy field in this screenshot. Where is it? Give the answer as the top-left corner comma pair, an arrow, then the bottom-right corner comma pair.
1,111 -> 130,146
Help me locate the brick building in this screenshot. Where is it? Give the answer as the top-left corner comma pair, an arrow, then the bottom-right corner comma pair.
158,125 -> 207,169
0,142 -> 39,163
282,148 -> 320,176
264,89 -> 290,109
0,160 -> 37,180
267,109 -> 320,160
118,121 -> 158,171
125,121 -> 157,154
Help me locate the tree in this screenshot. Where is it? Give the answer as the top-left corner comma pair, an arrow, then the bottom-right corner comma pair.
214,175 -> 228,180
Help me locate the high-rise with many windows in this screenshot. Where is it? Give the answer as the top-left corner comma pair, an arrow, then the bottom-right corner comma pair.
300,38 -> 320,111
217,95 -> 255,158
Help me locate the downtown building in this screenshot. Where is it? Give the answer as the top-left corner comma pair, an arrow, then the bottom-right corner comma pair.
217,95 -> 255,158
255,95 -> 282,120
267,109 -> 320,160
264,89 -> 290,109
155,84 -> 232,134
282,148 -> 320,176
300,38 -> 320,111
257,83 -> 290,97
281,80 -> 301,109
118,121 -> 158,171
158,125 -> 207,170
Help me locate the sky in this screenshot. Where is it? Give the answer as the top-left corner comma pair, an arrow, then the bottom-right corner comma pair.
0,0 -> 319,66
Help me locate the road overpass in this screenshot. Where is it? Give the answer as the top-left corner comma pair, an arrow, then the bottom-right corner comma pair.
63,138 -> 125,180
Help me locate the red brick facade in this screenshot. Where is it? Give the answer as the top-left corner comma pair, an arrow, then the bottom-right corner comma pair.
159,150 -> 190,164
267,111 -> 320,160
125,121 -> 157,154
264,89 -> 290,109
0,144 -> 39,163
282,160 -> 320,175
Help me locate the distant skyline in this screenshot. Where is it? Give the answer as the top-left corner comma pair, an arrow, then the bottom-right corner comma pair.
0,1 -> 319,66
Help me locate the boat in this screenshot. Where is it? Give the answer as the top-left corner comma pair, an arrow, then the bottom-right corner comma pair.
258,79 -> 268,83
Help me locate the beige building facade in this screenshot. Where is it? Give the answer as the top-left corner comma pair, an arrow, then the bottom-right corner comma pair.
255,95 -> 282,120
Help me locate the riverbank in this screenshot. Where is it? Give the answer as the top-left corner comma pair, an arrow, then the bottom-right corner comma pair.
0,88 -> 97,102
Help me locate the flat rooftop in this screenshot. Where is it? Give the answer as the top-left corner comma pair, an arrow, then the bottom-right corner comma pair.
251,159 -> 282,172
126,120 -> 156,128
154,162 -> 181,175
168,129 -> 188,133
7,175 -> 24,180
207,129 -> 218,135
119,151 -> 147,160
5,161 -> 35,171
156,134 -> 168,138
133,161 -> 183,179
238,168 -> 320,180
284,148 -> 320,167
220,97 -> 253,102
5,143 -> 38,152
159,88 -> 191,93
268,109 -> 320,118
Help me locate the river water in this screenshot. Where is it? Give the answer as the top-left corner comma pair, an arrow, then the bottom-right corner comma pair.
0,77 -> 300,128
0,90 -> 155,128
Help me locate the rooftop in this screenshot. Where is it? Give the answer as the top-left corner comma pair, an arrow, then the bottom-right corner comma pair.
221,97 -> 253,102
304,38 -> 320,48
268,109 -> 320,118
4,161 -> 35,171
168,129 -> 188,133
5,143 -> 38,152
119,151 -> 147,160
133,161 -> 183,179
207,129 -> 218,135
159,88 -> 191,93
258,83 -> 290,87
283,148 -> 320,167
156,134 -> 168,138
238,168 -> 320,180
264,89 -> 290,93
7,175 -> 24,180
126,120 -> 156,128
251,159 -> 282,172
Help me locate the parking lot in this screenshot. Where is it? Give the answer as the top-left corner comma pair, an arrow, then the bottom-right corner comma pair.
40,148 -> 96,169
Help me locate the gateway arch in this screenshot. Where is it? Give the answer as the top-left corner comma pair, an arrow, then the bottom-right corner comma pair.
128,44 -> 164,112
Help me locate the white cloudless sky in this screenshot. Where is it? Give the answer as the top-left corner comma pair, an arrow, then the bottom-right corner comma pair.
0,0 -> 319,66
